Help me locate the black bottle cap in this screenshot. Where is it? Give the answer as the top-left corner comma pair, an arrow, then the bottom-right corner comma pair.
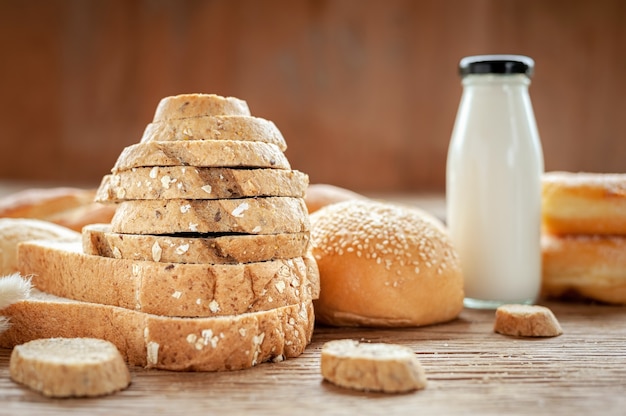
459,54 -> 534,77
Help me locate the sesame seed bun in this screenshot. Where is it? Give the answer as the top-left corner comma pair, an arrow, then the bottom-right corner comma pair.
310,199 -> 464,327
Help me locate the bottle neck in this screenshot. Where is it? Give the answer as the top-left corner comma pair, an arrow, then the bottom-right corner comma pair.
461,73 -> 531,87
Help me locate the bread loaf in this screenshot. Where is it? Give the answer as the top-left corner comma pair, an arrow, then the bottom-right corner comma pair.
320,339 -> 427,393
112,140 -> 290,172
0,218 -> 79,275
310,199 -> 464,327
0,289 -> 314,371
542,171 -> 626,235
304,184 -> 367,213
110,197 -> 310,235
541,233 -> 626,304
18,240 -> 317,317
141,115 -> 287,151
0,187 -> 116,232
152,93 -> 250,122
82,223 -> 311,264
96,167 -> 308,201
10,337 -> 130,397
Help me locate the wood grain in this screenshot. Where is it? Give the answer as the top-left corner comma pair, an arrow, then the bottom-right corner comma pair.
1,0 -> 625,192
1,300 -> 625,415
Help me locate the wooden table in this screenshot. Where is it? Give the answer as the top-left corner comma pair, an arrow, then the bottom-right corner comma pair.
1,184 -> 626,414
1,301 -> 626,415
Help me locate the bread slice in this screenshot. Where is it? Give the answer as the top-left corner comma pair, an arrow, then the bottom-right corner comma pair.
321,339 -> 427,393
111,140 -> 290,172
0,289 -> 314,371
141,115 -> 287,151
10,337 -> 131,397
110,197 -> 310,235
152,93 -> 251,122
494,304 -> 563,337
18,240 -> 318,317
95,167 -> 308,202
82,223 -> 310,265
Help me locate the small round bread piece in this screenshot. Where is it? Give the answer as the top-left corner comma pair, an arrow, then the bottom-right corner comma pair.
0,218 -> 80,275
542,171 -> 626,235
494,304 -> 563,337
321,339 -> 427,393
310,199 -> 464,327
541,233 -> 626,304
304,183 -> 367,213
9,337 -> 131,398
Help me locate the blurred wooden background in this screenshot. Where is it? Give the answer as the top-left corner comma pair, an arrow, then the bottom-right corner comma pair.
1,0 -> 625,193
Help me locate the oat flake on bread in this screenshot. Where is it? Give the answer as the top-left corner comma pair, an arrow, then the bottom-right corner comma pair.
310,199 -> 464,327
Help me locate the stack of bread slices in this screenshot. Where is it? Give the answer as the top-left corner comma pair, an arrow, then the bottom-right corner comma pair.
0,93 -> 319,371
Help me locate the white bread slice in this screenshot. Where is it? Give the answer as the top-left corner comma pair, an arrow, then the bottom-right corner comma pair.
152,93 -> 251,122
95,167 -> 308,201
0,290 -> 314,371
18,240 -> 318,317
321,339 -> 427,393
141,115 -> 287,151
110,197 -> 309,235
111,140 -> 290,172
82,223 -> 311,265
10,337 -> 131,397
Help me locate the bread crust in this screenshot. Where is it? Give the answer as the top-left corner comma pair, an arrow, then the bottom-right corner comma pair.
541,233 -> 626,304
9,337 -> 131,397
542,171 -> 626,235
112,140 -> 290,172
0,290 -> 314,371
110,197 -> 309,235
96,167 -> 308,201
152,93 -> 250,122
141,115 -> 287,151
310,200 -> 464,327
18,240 -> 317,317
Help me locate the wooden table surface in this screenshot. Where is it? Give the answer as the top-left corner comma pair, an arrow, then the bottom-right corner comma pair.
1,184 -> 626,415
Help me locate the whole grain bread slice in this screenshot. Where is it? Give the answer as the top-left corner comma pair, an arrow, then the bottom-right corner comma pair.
10,337 -> 131,397
152,93 -> 251,122
0,289 -> 314,371
95,167 -> 308,202
141,115 -> 287,151
111,140 -> 290,172
82,223 -> 311,264
110,197 -> 309,235
18,240 -> 318,317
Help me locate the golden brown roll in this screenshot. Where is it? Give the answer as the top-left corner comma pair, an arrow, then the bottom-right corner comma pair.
542,171 -> 626,235
541,233 -> 626,304
304,183 -> 367,214
310,199 -> 464,327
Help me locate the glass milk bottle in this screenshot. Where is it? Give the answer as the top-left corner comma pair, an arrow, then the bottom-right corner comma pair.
446,55 -> 544,309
